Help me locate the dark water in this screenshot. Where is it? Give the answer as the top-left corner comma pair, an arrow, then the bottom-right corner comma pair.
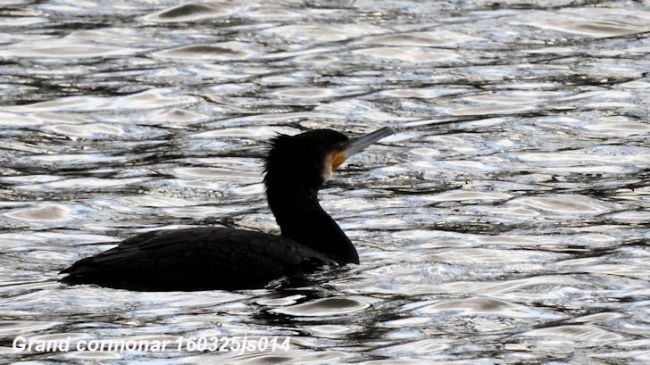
1,0 -> 649,363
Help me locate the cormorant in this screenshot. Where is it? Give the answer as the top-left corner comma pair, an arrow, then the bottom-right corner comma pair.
59,127 -> 394,291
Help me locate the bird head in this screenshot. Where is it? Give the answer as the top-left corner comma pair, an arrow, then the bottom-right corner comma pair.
264,127 -> 394,190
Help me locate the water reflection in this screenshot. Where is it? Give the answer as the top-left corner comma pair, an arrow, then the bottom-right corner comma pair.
1,0 -> 649,363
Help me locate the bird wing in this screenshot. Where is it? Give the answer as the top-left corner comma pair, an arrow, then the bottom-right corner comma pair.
60,227 -> 333,290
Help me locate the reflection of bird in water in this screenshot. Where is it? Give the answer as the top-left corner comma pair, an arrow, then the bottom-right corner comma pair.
60,127 -> 394,291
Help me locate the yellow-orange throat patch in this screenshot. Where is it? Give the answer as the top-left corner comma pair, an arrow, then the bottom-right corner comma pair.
331,151 -> 346,171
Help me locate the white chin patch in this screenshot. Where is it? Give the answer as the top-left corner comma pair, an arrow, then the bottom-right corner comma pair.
322,165 -> 333,182
322,153 -> 335,182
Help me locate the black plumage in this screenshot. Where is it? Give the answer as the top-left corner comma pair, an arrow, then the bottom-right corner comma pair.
59,127 -> 393,291
60,227 -> 332,291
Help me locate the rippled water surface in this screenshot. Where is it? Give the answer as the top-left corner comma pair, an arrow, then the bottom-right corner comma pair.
1,0 -> 650,363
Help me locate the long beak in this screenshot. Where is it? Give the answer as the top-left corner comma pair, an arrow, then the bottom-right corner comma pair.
345,127 -> 395,157
331,127 -> 395,171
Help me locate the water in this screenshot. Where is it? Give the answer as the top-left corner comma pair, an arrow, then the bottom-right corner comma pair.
1,0 -> 649,363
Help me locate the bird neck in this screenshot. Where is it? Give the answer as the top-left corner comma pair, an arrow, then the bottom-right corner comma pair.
265,185 -> 359,265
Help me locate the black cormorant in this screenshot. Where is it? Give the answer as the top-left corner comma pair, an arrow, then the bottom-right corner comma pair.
59,127 -> 394,291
